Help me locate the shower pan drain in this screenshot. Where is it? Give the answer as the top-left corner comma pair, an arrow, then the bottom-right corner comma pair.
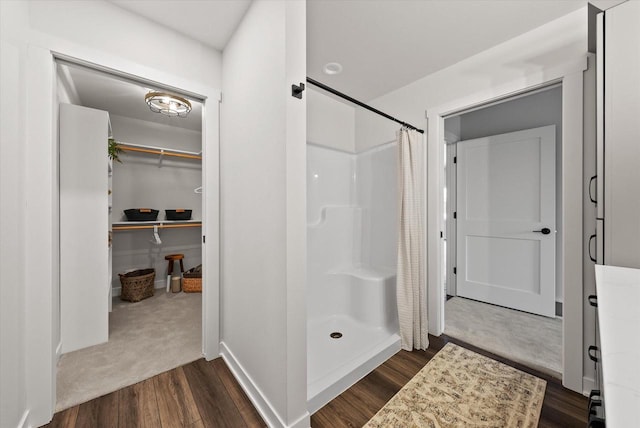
330,332 -> 343,339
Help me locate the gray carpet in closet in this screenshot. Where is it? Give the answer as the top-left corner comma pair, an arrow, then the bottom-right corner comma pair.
56,291 -> 202,411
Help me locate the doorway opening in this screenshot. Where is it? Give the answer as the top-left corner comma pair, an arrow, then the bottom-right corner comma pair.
55,59 -> 208,411
442,85 -> 563,377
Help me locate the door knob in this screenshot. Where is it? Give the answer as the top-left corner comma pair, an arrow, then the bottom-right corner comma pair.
533,227 -> 551,235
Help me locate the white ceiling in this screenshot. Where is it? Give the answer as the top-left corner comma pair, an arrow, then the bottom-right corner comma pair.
59,63 -> 203,131
108,0 -> 600,101
84,0 -> 625,119
307,0 -> 590,100
110,0 -> 252,51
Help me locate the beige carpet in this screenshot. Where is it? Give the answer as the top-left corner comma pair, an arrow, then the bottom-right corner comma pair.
365,343 -> 546,428
444,297 -> 562,377
56,291 -> 202,411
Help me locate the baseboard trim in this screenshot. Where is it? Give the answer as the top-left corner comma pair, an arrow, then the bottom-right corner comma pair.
220,342 -> 309,428
17,409 -> 29,428
583,376 -> 596,397
288,412 -> 312,428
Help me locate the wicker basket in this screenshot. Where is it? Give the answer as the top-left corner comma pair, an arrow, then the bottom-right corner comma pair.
183,265 -> 202,293
119,268 -> 155,302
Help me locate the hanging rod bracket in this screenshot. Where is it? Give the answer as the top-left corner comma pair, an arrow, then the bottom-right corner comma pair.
292,82 -> 305,99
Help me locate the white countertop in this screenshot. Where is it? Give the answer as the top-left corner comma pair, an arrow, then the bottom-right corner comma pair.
594,265 -> 640,428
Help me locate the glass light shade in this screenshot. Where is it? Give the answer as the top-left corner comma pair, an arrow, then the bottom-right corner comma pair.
145,92 -> 192,117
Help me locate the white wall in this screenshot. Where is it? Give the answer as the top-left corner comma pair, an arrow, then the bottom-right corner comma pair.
307,83 -> 398,271
307,145 -> 355,225
29,1 -> 222,89
0,1 -> 222,425
308,86 -> 397,272
458,88 -> 562,141
307,145 -> 358,320
356,8 -> 587,150
57,65 -> 81,105
111,114 -> 202,154
358,7 -> 588,392
0,2 -> 28,427
220,1 -> 308,427
307,140 -> 398,325
355,107 -> 400,152
307,87 -> 356,152
110,115 -> 202,293
356,143 -> 398,270
453,86 -> 564,303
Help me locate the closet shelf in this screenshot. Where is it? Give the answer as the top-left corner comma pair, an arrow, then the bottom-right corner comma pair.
112,220 -> 202,231
118,142 -> 202,160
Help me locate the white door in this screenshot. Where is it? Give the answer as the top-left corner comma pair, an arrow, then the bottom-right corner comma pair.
456,125 -> 556,317
60,103 -> 109,352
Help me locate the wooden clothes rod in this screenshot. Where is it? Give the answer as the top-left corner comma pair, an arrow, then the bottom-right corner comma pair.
120,145 -> 202,160
112,223 -> 202,231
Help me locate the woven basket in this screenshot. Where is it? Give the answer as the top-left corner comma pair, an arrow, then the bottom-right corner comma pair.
119,268 -> 155,302
183,265 -> 202,293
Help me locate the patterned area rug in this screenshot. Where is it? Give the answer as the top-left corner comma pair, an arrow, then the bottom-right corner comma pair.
364,343 -> 546,428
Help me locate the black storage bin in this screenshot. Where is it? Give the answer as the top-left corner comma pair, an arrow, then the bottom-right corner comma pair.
124,208 -> 159,221
165,209 -> 192,220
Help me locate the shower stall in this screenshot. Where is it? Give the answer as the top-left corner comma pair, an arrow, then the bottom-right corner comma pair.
306,139 -> 401,413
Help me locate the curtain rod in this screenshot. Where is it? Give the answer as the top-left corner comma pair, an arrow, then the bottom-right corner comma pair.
306,77 -> 424,134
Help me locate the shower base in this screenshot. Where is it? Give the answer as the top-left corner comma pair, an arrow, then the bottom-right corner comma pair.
307,314 -> 400,414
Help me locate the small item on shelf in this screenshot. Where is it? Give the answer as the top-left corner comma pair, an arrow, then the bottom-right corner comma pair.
119,268 -> 155,302
183,264 -> 202,293
165,209 -> 192,221
124,208 -> 159,221
108,138 -> 123,163
171,276 -> 181,293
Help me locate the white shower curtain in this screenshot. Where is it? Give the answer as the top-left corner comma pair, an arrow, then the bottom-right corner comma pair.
396,127 -> 428,351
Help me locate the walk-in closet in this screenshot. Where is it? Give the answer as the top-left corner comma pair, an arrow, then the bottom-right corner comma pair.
56,61 -> 205,410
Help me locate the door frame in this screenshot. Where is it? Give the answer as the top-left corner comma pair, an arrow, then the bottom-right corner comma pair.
445,142 -> 457,297
426,58 -> 586,392
24,45 -> 220,424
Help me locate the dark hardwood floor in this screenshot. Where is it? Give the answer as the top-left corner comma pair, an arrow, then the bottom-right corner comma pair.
44,334 -> 587,428
44,358 -> 266,428
312,334 -> 589,428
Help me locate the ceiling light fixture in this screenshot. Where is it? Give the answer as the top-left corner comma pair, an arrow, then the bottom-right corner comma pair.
323,62 -> 343,75
145,91 -> 192,117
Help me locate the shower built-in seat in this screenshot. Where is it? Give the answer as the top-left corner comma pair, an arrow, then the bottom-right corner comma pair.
306,266 -> 400,414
